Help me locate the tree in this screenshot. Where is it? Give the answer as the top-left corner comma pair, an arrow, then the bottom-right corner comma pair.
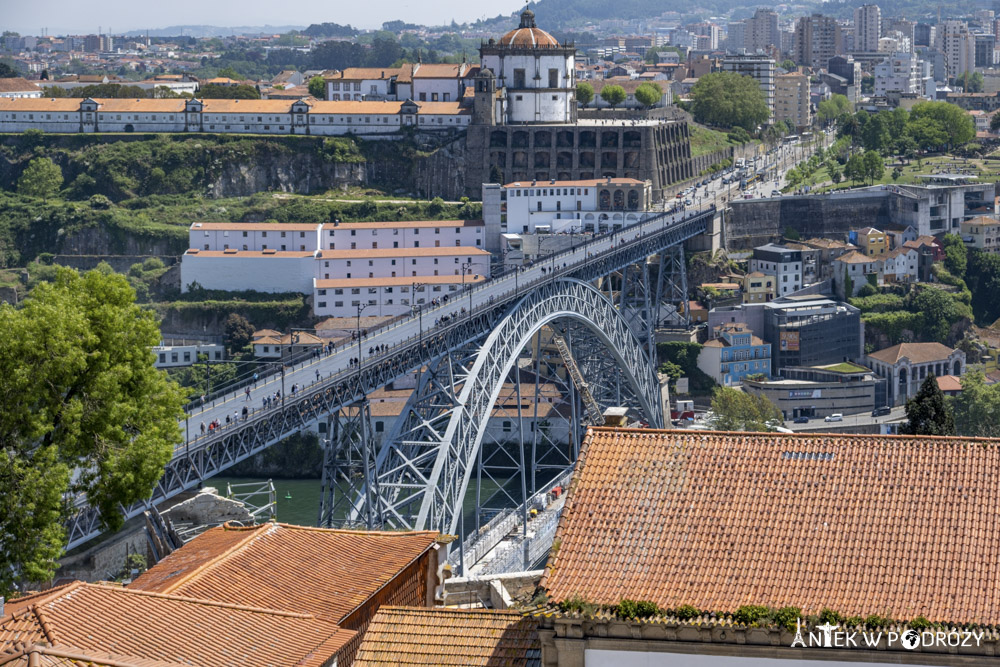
900,375 -> 954,436
709,386 -> 783,432
862,150 -> 884,184
951,371 -> 1000,437
689,71 -> 769,132
861,112 -> 890,153
0,61 -> 18,78
307,75 -> 326,99
633,82 -> 663,108
727,127 -> 752,144
778,59 -> 796,71
576,81 -> 594,107
909,101 -> 975,149
17,157 -> 63,199
224,313 -> 255,353
891,166 -> 902,181
844,153 -> 865,185
198,84 -> 261,99
991,113 -> 1000,134
942,233 -> 968,278
828,163 -> 842,184
912,286 -> 971,343
600,84 -> 626,108
817,95 -> 851,125
0,267 -> 184,596
960,70 -> 984,93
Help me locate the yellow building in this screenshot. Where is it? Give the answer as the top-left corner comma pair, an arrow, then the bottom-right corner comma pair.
773,72 -> 812,129
855,226 -> 887,257
742,271 -> 775,303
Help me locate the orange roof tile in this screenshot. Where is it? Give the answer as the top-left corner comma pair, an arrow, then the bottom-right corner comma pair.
0,98 -> 84,112
836,250 -> 877,264
867,342 -> 956,365
130,523 -> 438,625
936,375 -> 963,392
0,642 -> 188,667
0,78 -> 41,94
315,274 -> 486,289
319,247 -> 489,259
541,428 -> 1000,625
327,219 -> 483,230
0,581 -> 355,667
353,607 -> 540,667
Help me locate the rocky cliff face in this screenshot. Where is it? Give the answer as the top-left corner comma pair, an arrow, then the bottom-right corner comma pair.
209,155 -> 366,198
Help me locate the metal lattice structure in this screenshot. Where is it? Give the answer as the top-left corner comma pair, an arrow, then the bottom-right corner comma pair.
63,209 -> 713,551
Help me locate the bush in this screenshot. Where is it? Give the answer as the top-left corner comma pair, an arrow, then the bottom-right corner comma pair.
856,283 -> 878,298
674,604 -> 700,621
818,608 -> 843,624
559,595 -> 597,615
908,616 -> 931,630
733,605 -> 770,625
864,614 -> 892,628
772,606 -> 801,631
615,599 -> 661,619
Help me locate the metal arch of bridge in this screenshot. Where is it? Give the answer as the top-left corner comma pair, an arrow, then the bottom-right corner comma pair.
368,278 -> 663,539
63,208 -> 713,551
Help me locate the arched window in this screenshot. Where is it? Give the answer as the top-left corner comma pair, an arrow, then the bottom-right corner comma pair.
613,190 -> 625,210
599,189 -> 611,210
627,190 -> 639,210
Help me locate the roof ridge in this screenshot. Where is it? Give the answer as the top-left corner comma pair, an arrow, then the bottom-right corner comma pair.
30,606 -> 58,645
2,582 -> 80,611
589,426 -> 1000,443
155,523 -> 271,594
381,605 -> 523,617
270,522 -> 439,537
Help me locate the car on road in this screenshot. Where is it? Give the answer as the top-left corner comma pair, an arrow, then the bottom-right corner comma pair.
684,198 -> 693,205
793,415 -> 810,424
824,413 -> 843,422
771,190 -> 781,197
871,406 -> 891,417
676,192 -> 683,198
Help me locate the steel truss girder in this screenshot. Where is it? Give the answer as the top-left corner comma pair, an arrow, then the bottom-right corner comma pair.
371,278 -> 664,537
317,401 -> 378,529
63,209 -> 712,550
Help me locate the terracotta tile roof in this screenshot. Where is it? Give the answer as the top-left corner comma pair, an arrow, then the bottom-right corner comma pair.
541,428 -> 1000,625
0,642 -> 187,667
93,99 -> 187,113
131,522 -> 438,624
252,329 -> 281,338
0,78 -> 41,94
328,219 -> 484,229
324,67 -> 406,81
867,342 -> 957,365
936,375 -> 963,392
0,581 -> 355,667
308,100 -> 410,114
0,98 -> 84,112
835,250 -> 877,264
319,247 -> 489,259
315,274 -> 486,289
353,607 -> 541,667
190,222 -> 321,232
412,63 -> 467,78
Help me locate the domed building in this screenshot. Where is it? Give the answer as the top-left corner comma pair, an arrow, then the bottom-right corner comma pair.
478,9 -> 577,124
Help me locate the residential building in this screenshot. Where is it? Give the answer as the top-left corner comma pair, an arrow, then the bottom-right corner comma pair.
153,342 -> 225,368
833,250 -> 882,297
131,522 -> 443,664
854,4 -> 882,53
852,226 -> 888,257
976,33 -> 997,68
794,14 -> 842,69
721,54 -> 775,116
828,55 -> 861,87
354,607 -> 540,667
485,178 -> 652,236
748,243 -> 802,296
936,374 -> 964,396
884,224 -> 918,249
251,330 -> 326,359
325,66 -> 409,101
773,72 -> 811,129
881,245 -> 919,283
744,362 -> 881,418
874,51 -> 922,96
762,296 -> 863,370
0,581 -> 357,666
0,77 -> 42,99
747,8 -> 781,53
961,215 -> 1000,253
536,428 -> 1000,664
742,271 -> 775,303
797,237 -> 857,280
937,21 -> 977,80
866,342 -> 965,405
697,322 -> 771,386
904,234 -> 945,281
726,21 -> 746,52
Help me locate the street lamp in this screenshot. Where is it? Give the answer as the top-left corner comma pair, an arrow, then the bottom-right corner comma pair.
461,261 -> 474,317
411,281 -> 425,345
356,302 -> 369,366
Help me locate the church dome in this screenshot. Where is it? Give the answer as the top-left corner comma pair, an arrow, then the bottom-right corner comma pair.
498,9 -> 560,47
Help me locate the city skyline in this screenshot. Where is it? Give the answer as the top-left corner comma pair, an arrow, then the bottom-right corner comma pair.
1,0 -> 528,36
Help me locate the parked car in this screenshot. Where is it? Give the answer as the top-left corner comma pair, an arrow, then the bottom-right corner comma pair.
793,416 -> 810,424
824,413 -> 843,422
872,406 -> 891,417
771,190 -> 781,197
684,199 -> 693,206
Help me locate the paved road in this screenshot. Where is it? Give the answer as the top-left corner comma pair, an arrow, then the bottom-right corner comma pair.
784,405 -> 907,432
182,207 -> 709,447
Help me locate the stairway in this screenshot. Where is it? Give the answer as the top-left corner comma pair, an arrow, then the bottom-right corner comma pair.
552,334 -> 604,426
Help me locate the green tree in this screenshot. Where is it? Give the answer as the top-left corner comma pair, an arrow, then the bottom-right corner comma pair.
0,267 -> 184,596
991,113 -> 1000,134
901,375 -> 954,436
951,371 -> 1000,436
576,82 -> 594,107
778,59 -> 796,71
942,233 -> 968,278
689,71 -> 769,132
224,312 -> 255,353
891,166 -> 902,181
599,84 -> 626,108
17,157 -> 63,199
709,387 -> 783,432
198,84 -> 261,99
0,61 -> 19,78
912,286 -> 970,343
817,95 -> 851,125
909,101 -> 975,149
634,82 -> 663,108
307,75 -> 326,99
727,127 -> 752,144
862,150 -> 884,184
828,163 -> 842,184
861,112 -> 890,153
844,153 -> 865,185
959,70 -> 984,93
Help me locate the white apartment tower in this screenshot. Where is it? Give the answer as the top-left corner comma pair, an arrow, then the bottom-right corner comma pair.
937,20 -> 977,79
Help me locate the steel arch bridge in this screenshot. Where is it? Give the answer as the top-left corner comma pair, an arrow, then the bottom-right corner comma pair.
64,208 -> 714,552
364,278 -> 662,540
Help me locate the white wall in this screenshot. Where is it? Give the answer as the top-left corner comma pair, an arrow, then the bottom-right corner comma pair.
181,253 -> 318,293
323,223 -> 484,251
316,252 -> 491,281
191,225 -> 321,252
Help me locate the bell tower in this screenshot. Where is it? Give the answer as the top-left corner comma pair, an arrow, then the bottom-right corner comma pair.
473,68 -> 497,126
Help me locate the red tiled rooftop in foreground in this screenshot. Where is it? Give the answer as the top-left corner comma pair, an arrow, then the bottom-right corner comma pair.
353,606 -> 541,667
541,428 -> 1000,625
0,581 -> 355,667
130,522 -> 439,625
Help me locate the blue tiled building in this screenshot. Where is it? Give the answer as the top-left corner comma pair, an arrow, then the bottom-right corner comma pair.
697,322 -> 772,386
